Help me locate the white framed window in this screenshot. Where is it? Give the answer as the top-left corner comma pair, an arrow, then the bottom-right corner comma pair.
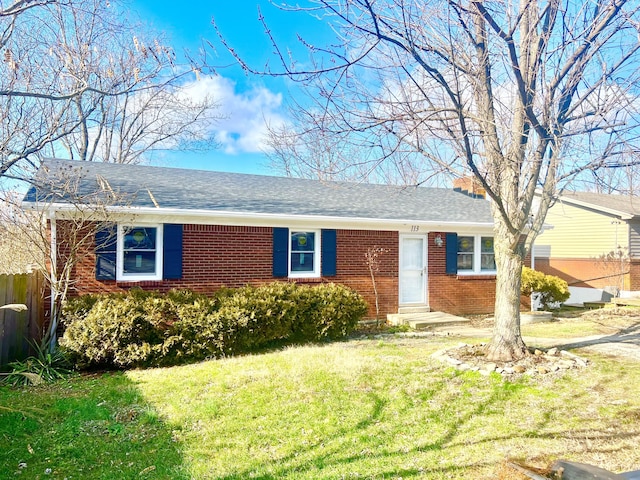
457,235 -> 495,274
117,224 -> 163,281
479,236 -> 496,272
289,230 -> 321,278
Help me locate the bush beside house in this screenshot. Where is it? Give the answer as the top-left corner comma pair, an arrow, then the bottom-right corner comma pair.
521,267 -> 570,310
60,283 -> 368,369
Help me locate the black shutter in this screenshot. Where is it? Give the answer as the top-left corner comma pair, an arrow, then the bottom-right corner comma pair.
273,227 -> 289,277
95,224 -> 117,280
321,229 -> 337,276
163,224 -> 183,280
445,233 -> 458,274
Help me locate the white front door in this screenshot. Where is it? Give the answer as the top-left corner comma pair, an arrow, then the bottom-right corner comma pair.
399,235 -> 427,305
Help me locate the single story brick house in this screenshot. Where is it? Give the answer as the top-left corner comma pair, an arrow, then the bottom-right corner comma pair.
23,159 -> 499,317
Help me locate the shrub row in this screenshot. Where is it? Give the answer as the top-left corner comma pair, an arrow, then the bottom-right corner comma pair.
60,283 -> 368,369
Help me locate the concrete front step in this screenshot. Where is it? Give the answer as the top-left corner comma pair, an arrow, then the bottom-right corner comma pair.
387,311 -> 471,331
397,306 -> 431,315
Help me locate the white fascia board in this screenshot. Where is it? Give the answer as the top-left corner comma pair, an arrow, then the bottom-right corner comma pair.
26,202 -> 495,233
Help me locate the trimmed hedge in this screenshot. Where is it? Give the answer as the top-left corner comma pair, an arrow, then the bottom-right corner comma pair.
60,283 -> 368,369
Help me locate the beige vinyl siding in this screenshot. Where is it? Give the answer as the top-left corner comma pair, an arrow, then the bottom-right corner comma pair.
536,201 -> 629,258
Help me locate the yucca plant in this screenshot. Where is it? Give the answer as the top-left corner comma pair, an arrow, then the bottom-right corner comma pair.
2,337 -> 73,386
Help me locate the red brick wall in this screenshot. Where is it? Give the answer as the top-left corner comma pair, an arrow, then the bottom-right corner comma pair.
535,257 -> 630,290
427,232 -> 496,315
630,260 -> 640,291
66,224 -> 498,318
73,225 -> 276,295
181,225 -> 274,289
428,275 -> 497,314
69,224 -> 400,319
333,230 -> 398,320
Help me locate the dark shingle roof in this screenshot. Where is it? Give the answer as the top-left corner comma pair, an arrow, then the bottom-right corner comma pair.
24,159 -> 493,225
560,191 -> 640,218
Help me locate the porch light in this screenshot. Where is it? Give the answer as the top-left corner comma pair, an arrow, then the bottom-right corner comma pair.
434,234 -> 443,247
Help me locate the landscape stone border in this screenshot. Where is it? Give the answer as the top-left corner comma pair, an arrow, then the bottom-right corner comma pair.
431,343 -> 590,378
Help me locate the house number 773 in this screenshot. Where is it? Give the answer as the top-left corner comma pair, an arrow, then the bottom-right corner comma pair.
410,225 -> 420,232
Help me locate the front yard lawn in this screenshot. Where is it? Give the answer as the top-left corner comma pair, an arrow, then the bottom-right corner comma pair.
2,333 -> 639,479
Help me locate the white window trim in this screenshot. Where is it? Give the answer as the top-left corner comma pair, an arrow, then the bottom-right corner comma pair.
116,223 -> 163,282
288,229 -> 321,279
457,234 -> 496,275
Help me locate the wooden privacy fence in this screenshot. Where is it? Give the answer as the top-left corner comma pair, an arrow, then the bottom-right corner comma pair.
0,272 -> 45,370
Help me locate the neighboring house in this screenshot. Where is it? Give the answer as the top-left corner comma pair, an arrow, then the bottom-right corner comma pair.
534,191 -> 640,292
23,159 -> 499,317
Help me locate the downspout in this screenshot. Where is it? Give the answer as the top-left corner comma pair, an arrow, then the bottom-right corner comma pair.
49,209 -> 57,351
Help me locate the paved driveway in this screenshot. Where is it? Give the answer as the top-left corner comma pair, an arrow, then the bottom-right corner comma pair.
534,322 -> 640,361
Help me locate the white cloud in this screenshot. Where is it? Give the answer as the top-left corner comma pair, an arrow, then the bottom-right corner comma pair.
180,75 -> 286,154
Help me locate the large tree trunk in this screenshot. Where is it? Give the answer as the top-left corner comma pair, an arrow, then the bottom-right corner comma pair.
485,233 -> 528,361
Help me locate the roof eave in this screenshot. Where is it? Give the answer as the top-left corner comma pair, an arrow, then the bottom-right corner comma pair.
26,202 -> 494,231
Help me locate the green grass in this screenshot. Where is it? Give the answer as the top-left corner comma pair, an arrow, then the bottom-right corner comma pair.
0,372 -> 187,479
2,336 -> 640,479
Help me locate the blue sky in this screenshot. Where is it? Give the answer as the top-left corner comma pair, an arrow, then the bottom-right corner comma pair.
130,1 -> 332,175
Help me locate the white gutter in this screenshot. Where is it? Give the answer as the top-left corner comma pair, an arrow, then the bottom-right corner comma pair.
23,202 -> 495,232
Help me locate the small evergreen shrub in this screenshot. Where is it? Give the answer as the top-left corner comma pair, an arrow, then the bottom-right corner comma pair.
294,283 -> 368,341
61,289 -> 221,367
61,283 -> 368,369
61,289 -> 172,367
218,282 -> 302,352
61,293 -> 100,324
162,293 -> 228,361
521,267 -> 570,310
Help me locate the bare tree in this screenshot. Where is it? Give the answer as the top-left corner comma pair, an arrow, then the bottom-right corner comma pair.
594,247 -> 629,294
7,162 -> 132,351
266,109 -> 452,186
573,155 -> 640,195
0,0 -> 221,349
365,246 -> 389,324
217,0 -> 640,360
0,192 -> 45,274
0,0 -> 220,182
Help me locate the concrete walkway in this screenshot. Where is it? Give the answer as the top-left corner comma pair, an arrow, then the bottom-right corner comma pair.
387,308 -> 640,361
434,322 -> 640,362
534,326 -> 640,361
387,311 -> 471,330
